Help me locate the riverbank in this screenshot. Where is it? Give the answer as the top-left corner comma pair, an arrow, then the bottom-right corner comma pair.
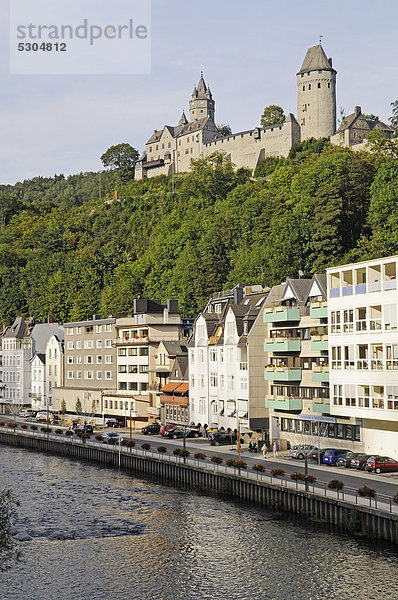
1,428 -> 398,544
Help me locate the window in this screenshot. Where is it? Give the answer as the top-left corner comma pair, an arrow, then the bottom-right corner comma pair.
240,377 -> 248,391
105,339 -> 112,348
67,356 -> 74,364
128,365 -> 138,373
76,340 -> 82,349
139,347 -> 148,356
385,304 -> 397,330
48,349 -> 52,359
84,340 -> 93,349
128,348 -> 138,356
199,374 -> 205,389
96,325 -> 102,333
228,375 -> 235,390
67,370 -> 74,379
210,373 -> 218,387
118,348 -> 127,356
228,348 -> 234,363
330,311 -> 341,333
191,375 -> 195,388
119,382 -> 127,391
139,365 -> 148,373
96,371 -> 102,379
333,384 -> 342,405
129,382 -> 138,391
97,356 -> 102,364
343,309 -> 353,333
331,346 -> 341,369
318,82 -> 321,88
76,371 -> 82,379
85,371 -> 93,379
118,365 -> 127,373
199,349 -> 204,363
105,371 -> 113,380
199,398 -> 206,414
85,356 -> 93,364
105,355 -> 112,364
67,342 -> 74,350
140,383 -> 147,392
356,307 -> 367,331
96,340 -> 103,349
76,356 -> 82,364
76,327 -> 81,334
66,328 -> 74,335
190,350 -> 194,364
210,349 -> 217,362
105,324 -> 112,332
386,344 -> 398,370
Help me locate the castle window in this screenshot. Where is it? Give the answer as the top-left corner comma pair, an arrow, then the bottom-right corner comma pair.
162,143 -> 164,149
318,83 -> 321,88
191,148 -> 193,153
318,69 -> 322,73
328,83 -> 330,88
301,73 -> 304,78
303,86 -> 305,91
187,137 -> 189,142
168,142 -> 171,148
179,140 -> 181,146
156,145 -> 158,150
149,146 -> 152,152
308,84 -> 311,90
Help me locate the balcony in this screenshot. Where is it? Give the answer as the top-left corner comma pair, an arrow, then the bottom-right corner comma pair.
113,336 -> 149,346
311,367 -> 329,382
312,401 -> 330,414
310,301 -> 328,319
263,306 -> 300,323
264,337 -> 301,353
239,362 -> 248,371
159,395 -> 189,407
265,395 -> 302,411
310,335 -> 328,351
264,367 -> 302,381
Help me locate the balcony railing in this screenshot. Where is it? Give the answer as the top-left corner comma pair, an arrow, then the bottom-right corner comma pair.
264,367 -> 302,382
263,306 -> 300,323
265,395 -> 302,411
239,362 -> 248,370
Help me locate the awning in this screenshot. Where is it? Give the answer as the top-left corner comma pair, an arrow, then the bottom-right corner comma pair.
173,383 -> 189,393
160,382 -> 180,393
160,395 -> 189,407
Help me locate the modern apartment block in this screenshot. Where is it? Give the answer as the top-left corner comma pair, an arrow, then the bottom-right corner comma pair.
158,341 -> 189,426
103,299 -> 185,426
52,316 -> 117,420
263,276 -> 361,450
328,255 -> 398,458
189,284 -> 269,434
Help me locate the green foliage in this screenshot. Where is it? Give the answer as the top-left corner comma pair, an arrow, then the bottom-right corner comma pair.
365,129 -> 398,160
60,399 -> 66,415
217,124 -> 232,137
0,149 -> 396,324
254,156 -> 285,178
362,113 -> 379,123
0,489 -> 21,571
260,105 -> 285,128
100,143 -> 139,183
75,398 -> 82,415
390,99 -> 398,136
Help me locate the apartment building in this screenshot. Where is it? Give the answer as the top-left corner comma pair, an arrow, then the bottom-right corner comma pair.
0,318 -> 63,410
158,341 -> 189,425
52,316 -> 117,420
189,284 -> 269,434
263,276 -> 361,451
328,255 -> 398,458
45,333 -> 64,411
103,299 -> 185,426
30,353 -> 45,411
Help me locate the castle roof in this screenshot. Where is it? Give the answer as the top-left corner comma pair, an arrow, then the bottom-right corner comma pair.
297,44 -> 336,75
178,111 -> 188,126
335,107 -> 394,135
145,116 -> 212,145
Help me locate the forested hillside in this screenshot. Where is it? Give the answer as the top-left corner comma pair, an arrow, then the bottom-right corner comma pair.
0,141 -> 397,324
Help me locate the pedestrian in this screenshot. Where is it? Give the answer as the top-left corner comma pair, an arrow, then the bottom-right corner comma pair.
262,443 -> 267,459
273,441 -> 278,458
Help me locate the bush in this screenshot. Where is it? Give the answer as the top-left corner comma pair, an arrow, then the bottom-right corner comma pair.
81,433 -> 91,439
305,474 -> 317,483
30,424 -> 38,430
358,485 -> 376,498
180,449 -> 190,458
108,437 -> 118,445
194,452 -> 206,460
7,422 -> 17,428
95,434 -> 103,441
328,479 -> 344,491
252,463 -> 266,473
76,432 -> 83,438
0,421 -> 4,426
173,448 -> 182,456
65,430 -> 74,436
157,446 -> 167,453
271,467 -> 286,478
55,428 -> 63,435
41,427 -> 52,433
141,442 -> 151,451
290,471 -> 304,481
226,458 -> 236,467
20,424 -> 28,429
211,455 -> 223,464
126,440 -> 135,448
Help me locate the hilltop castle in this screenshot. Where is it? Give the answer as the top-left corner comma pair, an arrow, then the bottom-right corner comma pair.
135,44 -> 393,179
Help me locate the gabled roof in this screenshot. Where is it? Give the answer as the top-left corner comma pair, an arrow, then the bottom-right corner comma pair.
311,274 -> 327,298
161,341 -> 187,356
335,110 -> 395,135
30,352 -> 45,365
4,317 -> 27,339
145,117 -> 212,146
284,278 -> 313,305
297,44 -> 336,75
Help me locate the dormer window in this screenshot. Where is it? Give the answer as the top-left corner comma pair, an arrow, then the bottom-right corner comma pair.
215,303 -> 222,314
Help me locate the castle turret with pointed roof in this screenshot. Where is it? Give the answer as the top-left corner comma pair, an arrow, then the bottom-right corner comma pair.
189,72 -> 215,122
297,43 -> 337,140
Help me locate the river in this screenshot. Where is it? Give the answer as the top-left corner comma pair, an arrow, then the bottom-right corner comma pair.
0,446 -> 397,600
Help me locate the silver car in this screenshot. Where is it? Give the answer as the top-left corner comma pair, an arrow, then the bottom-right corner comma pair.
289,445 -> 317,459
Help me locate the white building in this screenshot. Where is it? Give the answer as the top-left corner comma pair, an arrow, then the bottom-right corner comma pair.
328,255 -> 398,458
189,285 -> 268,434
45,334 -> 64,411
30,354 -> 46,411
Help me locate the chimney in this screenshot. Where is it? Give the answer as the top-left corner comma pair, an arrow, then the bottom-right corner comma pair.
234,287 -> 244,305
167,299 -> 179,314
328,57 -> 333,67
355,106 -> 361,115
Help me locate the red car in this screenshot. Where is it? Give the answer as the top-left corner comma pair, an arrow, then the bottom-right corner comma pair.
159,424 -> 175,436
365,456 -> 398,474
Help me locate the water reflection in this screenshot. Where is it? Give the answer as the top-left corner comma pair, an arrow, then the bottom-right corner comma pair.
0,447 -> 397,600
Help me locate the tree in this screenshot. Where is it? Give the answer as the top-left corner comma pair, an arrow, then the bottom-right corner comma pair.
217,124 -> 232,137
0,489 -> 21,571
75,398 -> 82,415
60,399 -> 66,416
260,105 -> 285,128
366,129 -> 398,160
363,113 -> 379,123
100,143 -> 139,183
390,99 -> 398,136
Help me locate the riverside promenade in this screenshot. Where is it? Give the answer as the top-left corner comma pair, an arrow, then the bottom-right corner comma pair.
1,426 -> 398,544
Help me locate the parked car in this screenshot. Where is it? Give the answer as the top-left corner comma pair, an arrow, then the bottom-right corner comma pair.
74,424 -> 94,434
19,409 -> 36,419
322,448 -> 351,466
36,411 -> 50,422
141,423 -> 161,435
365,456 -> 398,474
336,451 -> 360,468
106,418 -> 122,428
289,445 -> 317,460
101,432 -> 120,443
209,432 -> 238,446
353,454 -> 375,470
159,424 -> 175,436
309,448 -> 328,463
163,428 -> 201,439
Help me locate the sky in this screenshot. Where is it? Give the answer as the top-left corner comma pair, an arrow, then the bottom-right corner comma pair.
1,0 -> 398,184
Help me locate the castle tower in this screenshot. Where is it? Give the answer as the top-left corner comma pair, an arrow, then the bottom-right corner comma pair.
189,73 -> 215,123
297,44 -> 337,140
